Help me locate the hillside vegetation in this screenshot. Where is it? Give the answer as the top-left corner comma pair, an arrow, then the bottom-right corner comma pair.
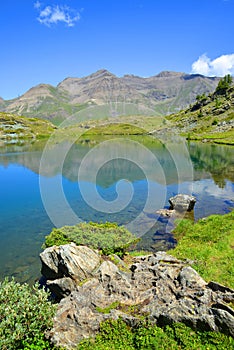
165,74 -> 234,144
1,74 -> 233,145
45,74 -> 234,145
0,111 -> 56,145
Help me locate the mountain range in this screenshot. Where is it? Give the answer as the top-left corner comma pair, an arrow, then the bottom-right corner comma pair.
0,70 -> 220,124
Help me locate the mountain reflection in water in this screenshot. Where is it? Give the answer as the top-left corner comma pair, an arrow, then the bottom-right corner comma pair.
0,137 -> 233,283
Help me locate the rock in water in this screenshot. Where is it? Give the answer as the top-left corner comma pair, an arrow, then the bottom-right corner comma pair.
169,194 -> 196,212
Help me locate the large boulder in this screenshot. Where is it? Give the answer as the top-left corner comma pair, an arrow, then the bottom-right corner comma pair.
46,247 -> 234,349
169,194 -> 196,212
40,243 -> 101,298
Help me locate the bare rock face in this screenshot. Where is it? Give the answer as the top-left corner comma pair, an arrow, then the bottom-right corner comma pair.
169,194 -> 196,212
44,246 -> 234,349
40,243 -> 101,298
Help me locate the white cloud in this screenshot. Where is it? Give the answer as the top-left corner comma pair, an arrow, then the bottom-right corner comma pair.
191,53 -> 234,77
40,6 -> 52,19
34,1 -> 41,10
34,2 -> 80,27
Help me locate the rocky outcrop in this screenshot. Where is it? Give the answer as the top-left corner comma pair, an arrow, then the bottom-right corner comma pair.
41,244 -> 234,349
40,243 -> 101,299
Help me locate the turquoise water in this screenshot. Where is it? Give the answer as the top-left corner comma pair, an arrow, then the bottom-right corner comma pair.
0,138 -> 233,283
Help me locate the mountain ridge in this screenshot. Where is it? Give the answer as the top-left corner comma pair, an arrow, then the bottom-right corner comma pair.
0,70 -> 220,123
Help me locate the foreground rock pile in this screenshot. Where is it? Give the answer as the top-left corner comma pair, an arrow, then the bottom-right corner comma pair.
40,243 -> 234,349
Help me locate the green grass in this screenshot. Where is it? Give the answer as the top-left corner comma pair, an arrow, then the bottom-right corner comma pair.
96,301 -> 120,314
0,111 -> 56,143
186,130 -> 234,145
83,123 -> 146,135
45,119 -> 166,150
78,318 -> 234,349
169,211 -> 234,288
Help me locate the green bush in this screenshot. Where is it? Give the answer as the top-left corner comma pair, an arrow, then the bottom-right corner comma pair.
212,119 -> 218,125
0,278 -> 56,349
78,318 -> 234,349
44,221 -> 138,257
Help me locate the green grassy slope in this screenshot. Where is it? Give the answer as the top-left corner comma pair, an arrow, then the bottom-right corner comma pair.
0,111 -> 56,144
165,84 -> 234,144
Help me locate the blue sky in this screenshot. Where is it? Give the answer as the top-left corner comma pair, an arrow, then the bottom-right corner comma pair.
1,0 -> 234,99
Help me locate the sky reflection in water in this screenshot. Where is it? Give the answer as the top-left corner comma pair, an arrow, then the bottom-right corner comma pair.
0,139 -> 233,283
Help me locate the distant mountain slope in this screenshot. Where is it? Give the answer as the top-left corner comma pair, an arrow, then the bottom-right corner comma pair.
0,70 -> 219,124
164,80 -> 234,144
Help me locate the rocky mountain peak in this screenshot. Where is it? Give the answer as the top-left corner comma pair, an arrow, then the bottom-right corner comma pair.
22,83 -> 53,97
155,71 -> 184,78
123,74 -> 142,79
85,69 -> 116,80
0,70 -> 220,121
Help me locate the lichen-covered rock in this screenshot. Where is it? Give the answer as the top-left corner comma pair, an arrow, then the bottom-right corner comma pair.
45,247 -> 234,349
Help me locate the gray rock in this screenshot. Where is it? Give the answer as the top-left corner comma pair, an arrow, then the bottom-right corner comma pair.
211,305 -> 234,337
178,266 -> 207,288
207,281 -> 234,294
40,245 -> 61,280
42,246 -> 234,348
169,194 -> 196,212
97,261 -> 133,301
40,243 -> 101,298
58,243 -> 100,280
47,277 -> 77,299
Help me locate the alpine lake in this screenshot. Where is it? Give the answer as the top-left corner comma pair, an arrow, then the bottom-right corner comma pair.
0,134 -> 233,284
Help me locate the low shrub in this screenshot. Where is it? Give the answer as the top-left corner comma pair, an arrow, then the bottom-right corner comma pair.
44,221 -> 138,257
0,278 -> 56,349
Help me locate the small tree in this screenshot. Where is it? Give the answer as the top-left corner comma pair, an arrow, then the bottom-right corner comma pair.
196,93 -> 207,102
215,74 -> 233,95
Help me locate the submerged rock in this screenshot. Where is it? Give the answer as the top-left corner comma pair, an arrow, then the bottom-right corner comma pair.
41,244 -> 234,349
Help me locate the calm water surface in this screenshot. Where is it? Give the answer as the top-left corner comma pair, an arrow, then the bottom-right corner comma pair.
0,137 -> 233,283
